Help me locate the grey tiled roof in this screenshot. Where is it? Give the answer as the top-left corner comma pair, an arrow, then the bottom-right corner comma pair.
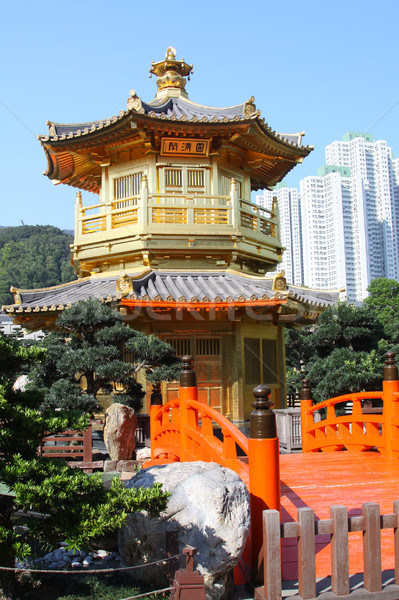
6,271 -> 339,311
41,98 -> 306,150
142,97 -> 246,121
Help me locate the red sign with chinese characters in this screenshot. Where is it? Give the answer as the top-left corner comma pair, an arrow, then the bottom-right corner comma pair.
161,138 -> 210,157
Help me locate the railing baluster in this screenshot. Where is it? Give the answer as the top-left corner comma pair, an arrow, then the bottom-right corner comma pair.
222,429 -> 236,460
394,500 -> 399,586
330,505 -> 349,596
363,502 -> 382,592
297,507 -> 316,600
259,510 -> 281,600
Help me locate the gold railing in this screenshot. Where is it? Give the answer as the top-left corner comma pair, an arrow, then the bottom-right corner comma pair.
77,193 -> 277,240
239,199 -> 276,236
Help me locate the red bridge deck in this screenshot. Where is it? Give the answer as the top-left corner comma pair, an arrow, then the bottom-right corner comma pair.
280,450 -> 399,580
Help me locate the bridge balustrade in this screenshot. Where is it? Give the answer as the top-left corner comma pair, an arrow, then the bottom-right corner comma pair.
301,351 -> 399,456
145,357 -> 281,585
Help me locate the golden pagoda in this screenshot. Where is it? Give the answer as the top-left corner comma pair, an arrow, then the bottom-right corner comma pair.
4,48 -> 338,420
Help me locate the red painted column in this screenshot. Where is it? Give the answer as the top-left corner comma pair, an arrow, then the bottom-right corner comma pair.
179,356 -> 198,462
248,384 -> 280,582
149,381 -> 163,460
382,352 -> 399,458
300,378 -> 313,453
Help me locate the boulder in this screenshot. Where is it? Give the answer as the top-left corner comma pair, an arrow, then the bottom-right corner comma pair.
103,403 -> 137,460
119,461 -> 250,600
135,447 -> 151,463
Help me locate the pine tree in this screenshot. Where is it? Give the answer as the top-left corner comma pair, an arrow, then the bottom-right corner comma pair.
32,298 -> 180,414
0,332 -> 169,599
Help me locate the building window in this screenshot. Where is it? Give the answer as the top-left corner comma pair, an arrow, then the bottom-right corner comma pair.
244,338 -> 277,385
188,169 -> 205,188
165,169 -> 183,188
165,337 -> 191,357
196,337 -> 220,356
114,172 -> 143,200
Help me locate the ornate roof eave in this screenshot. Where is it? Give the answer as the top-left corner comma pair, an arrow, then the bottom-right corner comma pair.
40,109 -> 310,193
40,108 -> 310,156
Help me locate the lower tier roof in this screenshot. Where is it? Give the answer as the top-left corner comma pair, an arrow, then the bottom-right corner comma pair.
4,270 -> 339,328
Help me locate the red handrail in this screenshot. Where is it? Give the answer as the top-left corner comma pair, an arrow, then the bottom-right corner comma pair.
146,359 -> 281,586
301,353 -> 399,456
149,397 -> 250,484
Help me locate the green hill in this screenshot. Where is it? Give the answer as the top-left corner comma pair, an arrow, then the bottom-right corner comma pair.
0,226 -> 76,306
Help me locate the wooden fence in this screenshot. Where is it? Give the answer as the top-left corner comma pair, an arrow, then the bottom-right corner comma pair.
256,501 -> 399,600
38,424 -> 98,472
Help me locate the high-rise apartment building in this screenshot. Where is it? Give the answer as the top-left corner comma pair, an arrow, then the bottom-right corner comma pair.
256,184 -> 304,285
257,133 -> 399,302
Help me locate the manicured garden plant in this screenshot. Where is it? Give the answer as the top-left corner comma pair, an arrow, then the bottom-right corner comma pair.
0,331 -> 170,599
32,298 -> 180,414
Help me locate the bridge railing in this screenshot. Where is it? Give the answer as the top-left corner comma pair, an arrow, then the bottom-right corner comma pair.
145,357 -> 281,585
301,351 -> 399,455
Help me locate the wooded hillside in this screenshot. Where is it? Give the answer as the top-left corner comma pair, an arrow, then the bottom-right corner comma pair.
0,226 -> 76,306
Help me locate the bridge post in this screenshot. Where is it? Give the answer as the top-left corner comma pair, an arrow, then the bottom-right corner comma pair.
179,356 -> 198,461
149,381 -> 163,460
382,352 -> 399,458
248,384 -> 280,582
300,379 -> 313,453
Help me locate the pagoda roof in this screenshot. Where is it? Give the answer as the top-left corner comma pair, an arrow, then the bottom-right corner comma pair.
44,96 -> 304,147
40,93 -> 311,193
4,270 -> 339,328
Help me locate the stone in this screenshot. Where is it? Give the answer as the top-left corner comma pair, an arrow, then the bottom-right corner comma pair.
119,461 -> 250,600
104,403 -> 138,461
103,554 -> 114,561
12,375 -> 29,392
135,447 -> 151,462
104,459 -> 118,472
67,549 -> 86,558
117,459 -> 139,472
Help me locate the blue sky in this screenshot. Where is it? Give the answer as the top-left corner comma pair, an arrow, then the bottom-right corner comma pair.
1,0 -> 398,229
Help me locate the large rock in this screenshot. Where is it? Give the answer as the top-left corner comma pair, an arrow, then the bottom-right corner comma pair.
119,461 -> 250,600
103,403 -> 137,460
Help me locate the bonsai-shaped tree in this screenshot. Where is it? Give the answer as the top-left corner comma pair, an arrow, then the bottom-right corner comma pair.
32,298 -> 180,413
0,332 -> 169,599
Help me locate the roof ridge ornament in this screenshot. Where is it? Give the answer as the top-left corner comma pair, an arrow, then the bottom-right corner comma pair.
127,89 -> 143,112
149,47 -> 193,100
244,97 -> 258,117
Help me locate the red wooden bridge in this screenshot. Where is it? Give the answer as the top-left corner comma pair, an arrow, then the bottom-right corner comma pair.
145,352 -> 399,598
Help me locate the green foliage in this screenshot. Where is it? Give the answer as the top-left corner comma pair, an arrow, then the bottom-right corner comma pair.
306,348 -> 383,403
0,226 -> 76,306
56,575 -> 168,600
32,298 -> 180,412
285,300 -> 385,403
0,333 -> 169,596
365,278 -> 399,342
11,460 -> 168,549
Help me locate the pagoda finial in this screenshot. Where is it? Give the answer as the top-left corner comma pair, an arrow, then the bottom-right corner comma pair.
149,47 -> 193,100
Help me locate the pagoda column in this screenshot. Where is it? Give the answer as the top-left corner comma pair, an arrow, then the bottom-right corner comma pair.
230,178 -> 239,230
140,175 -> 149,230
74,191 -> 83,238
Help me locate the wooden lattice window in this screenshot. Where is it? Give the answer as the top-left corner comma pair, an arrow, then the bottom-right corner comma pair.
187,169 -> 204,188
196,338 -> 220,356
165,337 -> 191,357
114,172 -> 143,200
121,344 -> 135,364
165,169 -> 182,188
